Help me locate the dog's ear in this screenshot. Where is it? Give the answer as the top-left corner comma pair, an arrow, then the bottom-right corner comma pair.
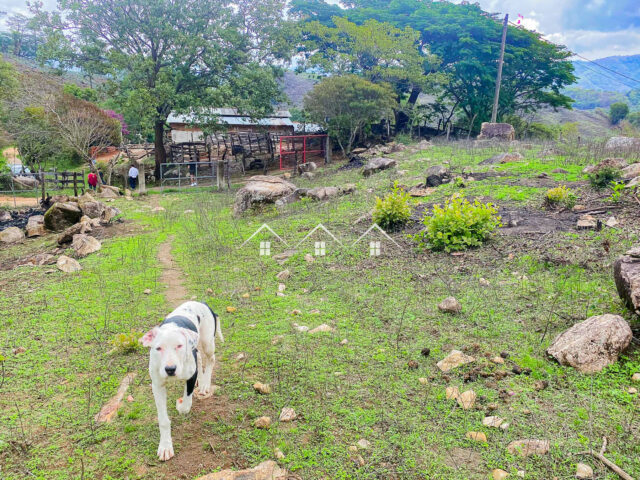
140,327 -> 159,347
181,329 -> 199,349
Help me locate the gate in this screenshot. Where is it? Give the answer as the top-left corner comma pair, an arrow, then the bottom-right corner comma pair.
279,135 -> 328,170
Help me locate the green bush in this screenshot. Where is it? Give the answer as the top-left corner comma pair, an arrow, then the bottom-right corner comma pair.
544,185 -> 576,209
111,330 -> 142,353
415,194 -> 501,252
589,166 -> 622,190
372,183 -> 411,230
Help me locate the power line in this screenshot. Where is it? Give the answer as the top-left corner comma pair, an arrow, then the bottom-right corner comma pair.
573,53 -> 640,86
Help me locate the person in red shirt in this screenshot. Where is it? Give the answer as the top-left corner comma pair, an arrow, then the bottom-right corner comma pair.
88,172 -> 98,190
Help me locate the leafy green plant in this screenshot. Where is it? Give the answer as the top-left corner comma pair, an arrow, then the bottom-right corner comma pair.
588,166 -> 623,190
453,176 -> 466,188
415,194 -> 501,251
372,183 -> 411,230
609,181 -> 626,203
544,185 -> 577,209
111,330 -> 142,353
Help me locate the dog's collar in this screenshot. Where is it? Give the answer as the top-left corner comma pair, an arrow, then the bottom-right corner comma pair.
161,315 -> 198,333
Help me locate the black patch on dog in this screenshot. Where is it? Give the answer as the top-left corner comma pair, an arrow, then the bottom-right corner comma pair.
203,302 -> 218,336
162,315 -> 198,333
186,348 -> 197,396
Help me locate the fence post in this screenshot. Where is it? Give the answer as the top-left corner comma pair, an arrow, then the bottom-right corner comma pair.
40,169 -> 45,204
325,136 -> 331,165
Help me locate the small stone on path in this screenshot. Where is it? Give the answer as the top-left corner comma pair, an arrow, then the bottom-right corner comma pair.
253,382 -> 271,395
506,439 -> 550,457
576,463 -> 594,479
276,269 -> 290,280
466,431 -> 487,442
57,255 -> 82,273
438,296 -> 462,314
254,416 -> 271,429
483,416 -> 504,428
279,407 -> 297,422
445,386 -> 460,400
309,323 -> 334,334
457,390 -> 477,410
356,439 -> 370,450
340,339 -> 348,345
437,350 -> 475,372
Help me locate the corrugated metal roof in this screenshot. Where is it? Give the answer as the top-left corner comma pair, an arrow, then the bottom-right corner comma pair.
168,108 -> 292,126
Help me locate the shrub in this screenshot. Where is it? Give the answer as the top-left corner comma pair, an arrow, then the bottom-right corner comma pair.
589,166 -> 622,190
609,181 -> 625,203
609,102 -> 629,125
544,185 -> 576,209
372,183 -> 411,230
416,194 -> 501,252
111,330 -> 142,353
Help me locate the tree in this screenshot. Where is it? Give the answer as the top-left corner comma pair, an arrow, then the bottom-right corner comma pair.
609,102 -> 629,125
292,0 -> 576,133
33,0 -> 291,179
304,75 -> 397,156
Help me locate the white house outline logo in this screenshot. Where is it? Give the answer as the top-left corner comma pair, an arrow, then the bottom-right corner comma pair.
238,223 -> 289,256
352,224 -> 402,256
295,223 -> 343,256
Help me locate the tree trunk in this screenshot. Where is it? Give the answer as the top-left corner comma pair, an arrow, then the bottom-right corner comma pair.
154,120 -> 166,180
395,86 -> 422,134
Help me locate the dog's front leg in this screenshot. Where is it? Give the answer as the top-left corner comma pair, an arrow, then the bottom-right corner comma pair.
151,379 -> 174,461
176,370 -> 196,414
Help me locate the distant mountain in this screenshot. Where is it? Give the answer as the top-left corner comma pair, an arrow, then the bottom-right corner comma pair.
572,54 -> 640,93
280,71 -> 318,108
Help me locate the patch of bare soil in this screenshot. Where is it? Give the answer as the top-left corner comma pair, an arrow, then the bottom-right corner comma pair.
443,447 -> 485,479
0,195 -> 40,207
157,238 -> 188,308
498,207 -> 578,235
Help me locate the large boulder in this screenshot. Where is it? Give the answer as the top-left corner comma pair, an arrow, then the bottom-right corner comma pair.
605,136 -> 640,152
56,255 -> 82,273
44,202 -> 82,231
479,152 -> 523,165
71,234 -> 101,257
196,461 -> 287,480
57,222 -> 92,244
79,200 -> 106,219
477,122 -> 515,141
306,186 -> 340,201
98,185 -> 120,199
26,215 -> 45,237
363,157 -> 397,177
0,226 -> 25,244
546,314 -> 632,373
622,163 -> 640,180
234,175 -> 297,214
613,247 -> 640,314
13,175 -> 39,190
0,210 -> 12,222
425,165 -> 451,187
298,161 -> 317,174
582,158 -> 627,174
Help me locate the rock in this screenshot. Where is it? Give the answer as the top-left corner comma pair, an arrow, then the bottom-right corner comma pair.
457,390 -> 477,410
301,172 -> 314,180
445,386 -> 460,400
356,439 -> 371,449
576,463 -> 593,479
628,387 -> 637,394
71,234 -> 101,257
605,216 -> 619,228
347,445 -> 359,454
438,297 -> 462,314
226,306 -> 236,313
25,215 -> 45,237
425,165 -> 451,187
491,356 -> 505,364
234,175 -> 297,214
0,210 -> 12,222
18,253 -> 54,267
309,324 -> 334,334
418,377 -> 428,385
98,187 -> 119,199
279,407 -> 297,422
143,288 -> 152,295
408,186 -> 434,197
605,136 -> 640,152
253,382 -> 271,395
304,253 -> 314,263
626,176 -> 640,188
622,162 -> 640,180
255,416 -> 272,429
362,157 -> 397,177
306,186 -> 341,201
632,373 -> 640,382
437,350 -> 475,372
492,469 -> 510,480
477,122 -> 515,141
57,222 -> 92,244
272,249 -> 296,265
546,314 -> 631,373
290,309 -> 301,315
274,448 -> 285,460
414,139 -> 433,150
100,206 -> 120,223
44,202 -> 83,231
294,324 -> 309,332
507,439 -> 550,457
582,157 -> 627,174
196,461 -> 287,480
0,226 -> 25,244
551,168 -> 569,174
12,346 -> 26,355
533,380 -> 548,391
79,200 -> 106,219
483,416 -> 504,428
56,255 -> 82,272
407,360 -> 419,369
576,215 -> 598,229
479,278 -> 490,287
298,162 -> 317,174
152,206 -> 165,213
13,175 -> 39,189
465,431 -> 487,442
480,152 -> 523,165
278,283 -> 286,293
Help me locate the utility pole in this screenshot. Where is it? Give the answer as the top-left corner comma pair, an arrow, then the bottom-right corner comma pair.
491,14 -> 509,123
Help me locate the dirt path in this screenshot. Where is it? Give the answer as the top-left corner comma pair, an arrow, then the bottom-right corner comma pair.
157,238 -> 189,308
0,195 -> 39,207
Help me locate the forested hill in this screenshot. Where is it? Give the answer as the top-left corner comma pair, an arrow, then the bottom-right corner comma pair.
572,55 -> 640,93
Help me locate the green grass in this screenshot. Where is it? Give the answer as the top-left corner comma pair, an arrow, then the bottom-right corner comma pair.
1,141 -> 639,479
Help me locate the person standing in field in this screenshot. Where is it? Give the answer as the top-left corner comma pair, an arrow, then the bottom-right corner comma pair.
87,171 -> 98,190
128,164 -> 139,190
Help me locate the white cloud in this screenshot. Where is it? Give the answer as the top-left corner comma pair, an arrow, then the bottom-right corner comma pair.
548,28 -> 640,59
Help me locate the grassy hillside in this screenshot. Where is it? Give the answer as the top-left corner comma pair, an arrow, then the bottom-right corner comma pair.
572,54 -> 640,93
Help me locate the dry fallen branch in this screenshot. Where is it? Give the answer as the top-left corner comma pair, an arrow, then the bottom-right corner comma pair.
578,437 -> 634,480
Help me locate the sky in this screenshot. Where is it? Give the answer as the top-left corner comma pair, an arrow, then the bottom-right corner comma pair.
2,0 -> 640,60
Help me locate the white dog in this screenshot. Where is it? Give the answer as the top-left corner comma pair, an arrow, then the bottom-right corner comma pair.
140,301 -> 223,461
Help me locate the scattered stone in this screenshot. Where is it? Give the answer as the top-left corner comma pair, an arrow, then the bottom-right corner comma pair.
466,431 -> 487,442
309,309 -> 320,314
309,324 -> 334,334
234,176 -> 297,214
17,253 -> 54,267
151,206 -> 165,213
143,288 -> 152,295
304,253 -> 314,263
419,377 -> 428,385
56,255 -> 82,272
421,347 -> 431,357
226,306 -> 236,313
57,222 -> 92,244
254,416 -> 271,429
632,373 -> 640,382
438,296 -> 462,314
293,324 -> 309,332
499,422 -> 510,431
407,360 -> 419,369
0,226 -> 25,244
491,356 -> 505,364
576,463 -> 594,479
25,215 -> 45,237
206,288 -> 213,294
582,158 -> 627,174
551,168 -> 569,174
605,216 -> 619,228
445,386 -> 460,400
626,176 -> 640,188
408,186 -> 435,197
274,448 -> 285,460
253,382 -> 271,395
241,292 -> 250,298
196,461 -> 287,480
362,157 -> 397,177
79,200 -> 106,219
71,234 -> 101,257
298,161 -> 317,174
276,269 -> 290,281
479,278 -> 490,287
479,152 -> 523,165
613,248 -> 640,314
622,162 -> 640,180
537,172 -> 549,178
437,350 -> 475,372
278,283 -> 286,292
98,185 -> 120,199
576,214 -> 598,229
347,445 -> 358,454
279,407 -> 297,422
340,339 -> 349,345
492,469 -> 510,480
235,353 -> 247,362
457,390 -> 477,410
425,165 -> 451,187
12,346 -> 26,355
356,439 -> 371,450
301,172 -> 314,180
546,314 -> 632,373
534,380 -> 548,391
184,209 -> 194,214
500,351 -> 509,359
506,439 -> 550,457
483,416 -> 504,428
0,210 -> 12,222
